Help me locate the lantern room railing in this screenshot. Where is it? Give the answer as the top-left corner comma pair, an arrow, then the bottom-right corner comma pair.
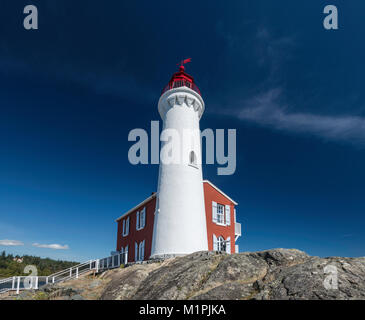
161,79 -> 201,96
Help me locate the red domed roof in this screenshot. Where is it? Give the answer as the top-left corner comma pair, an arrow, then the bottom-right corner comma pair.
161,65 -> 201,96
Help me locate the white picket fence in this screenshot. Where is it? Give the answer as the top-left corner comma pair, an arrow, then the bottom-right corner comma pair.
0,252 -> 127,295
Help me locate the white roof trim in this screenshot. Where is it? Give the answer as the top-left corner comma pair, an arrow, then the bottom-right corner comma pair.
203,180 -> 238,205
115,193 -> 157,222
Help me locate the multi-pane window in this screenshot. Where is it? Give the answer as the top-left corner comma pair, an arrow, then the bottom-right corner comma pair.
217,204 -> 225,224
212,201 -> 231,226
217,236 -> 226,252
135,240 -> 145,261
122,217 -> 130,236
136,207 -> 146,230
213,234 -> 231,254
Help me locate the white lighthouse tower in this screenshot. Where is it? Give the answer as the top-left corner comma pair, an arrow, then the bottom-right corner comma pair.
150,63 -> 208,259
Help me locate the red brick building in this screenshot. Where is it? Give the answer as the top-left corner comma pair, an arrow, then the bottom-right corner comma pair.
115,180 -> 242,262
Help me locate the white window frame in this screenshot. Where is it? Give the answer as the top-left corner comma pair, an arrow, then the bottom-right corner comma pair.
135,240 -> 145,262
217,236 -> 226,252
136,207 -> 146,231
139,240 -> 145,261
216,204 -> 225,226
122,217 -> 130,237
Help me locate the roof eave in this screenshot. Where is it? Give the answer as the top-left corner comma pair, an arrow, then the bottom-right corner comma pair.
115,193 -> 157,222
203,180 -> 238,205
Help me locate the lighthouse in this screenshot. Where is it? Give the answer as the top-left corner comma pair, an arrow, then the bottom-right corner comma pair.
115,62 -> 241,261
150,63 -> 208,259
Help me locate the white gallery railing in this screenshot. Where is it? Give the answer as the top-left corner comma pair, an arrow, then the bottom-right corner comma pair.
0,251 -> 128,295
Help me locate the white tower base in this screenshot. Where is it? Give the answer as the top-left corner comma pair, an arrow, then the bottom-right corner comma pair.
150,86 -> 208,259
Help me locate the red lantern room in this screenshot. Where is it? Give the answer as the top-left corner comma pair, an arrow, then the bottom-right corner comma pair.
161,64 -> 201,96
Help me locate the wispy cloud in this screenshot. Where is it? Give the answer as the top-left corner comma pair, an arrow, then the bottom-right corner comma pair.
238,88 -> 365,146
0,239 -> 24,246
32,243 -> 69,250
253,27 -> 296,82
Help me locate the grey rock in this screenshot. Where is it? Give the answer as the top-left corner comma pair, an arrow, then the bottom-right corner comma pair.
88,279 -> 102,289
133,251 -> 226,300
119,249 -> 365,300
4,249 -> 364,300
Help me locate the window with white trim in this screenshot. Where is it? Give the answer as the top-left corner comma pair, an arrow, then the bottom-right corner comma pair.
135,240 -> 145,261
213,234 -> 231,254
217,236 -> 226,252
136,207 -> 146,231
122,217 -> 130,237
217,204 -> 225,225
139,240 -> 145,261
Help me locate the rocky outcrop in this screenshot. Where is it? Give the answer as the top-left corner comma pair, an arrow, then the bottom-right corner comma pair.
5,249 -> 365,300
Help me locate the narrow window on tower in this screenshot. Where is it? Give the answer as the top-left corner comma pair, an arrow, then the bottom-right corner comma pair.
189,151 -> 198,168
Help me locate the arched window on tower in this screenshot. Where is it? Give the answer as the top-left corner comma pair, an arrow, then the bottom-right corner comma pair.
189,151 -> 197,167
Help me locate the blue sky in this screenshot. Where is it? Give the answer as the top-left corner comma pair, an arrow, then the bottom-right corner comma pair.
1,1 -> 364,261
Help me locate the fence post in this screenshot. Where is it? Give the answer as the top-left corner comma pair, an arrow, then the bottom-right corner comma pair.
96,259 -> 99,273
52,277 -> 55,284
35,277 -> 38,290
76,267 -> 79,279
16,277 -> 20,295
70,267 -> 72,278
118,254 -> 120,267
12,276 -> 15,290
46,277 -> 48,285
